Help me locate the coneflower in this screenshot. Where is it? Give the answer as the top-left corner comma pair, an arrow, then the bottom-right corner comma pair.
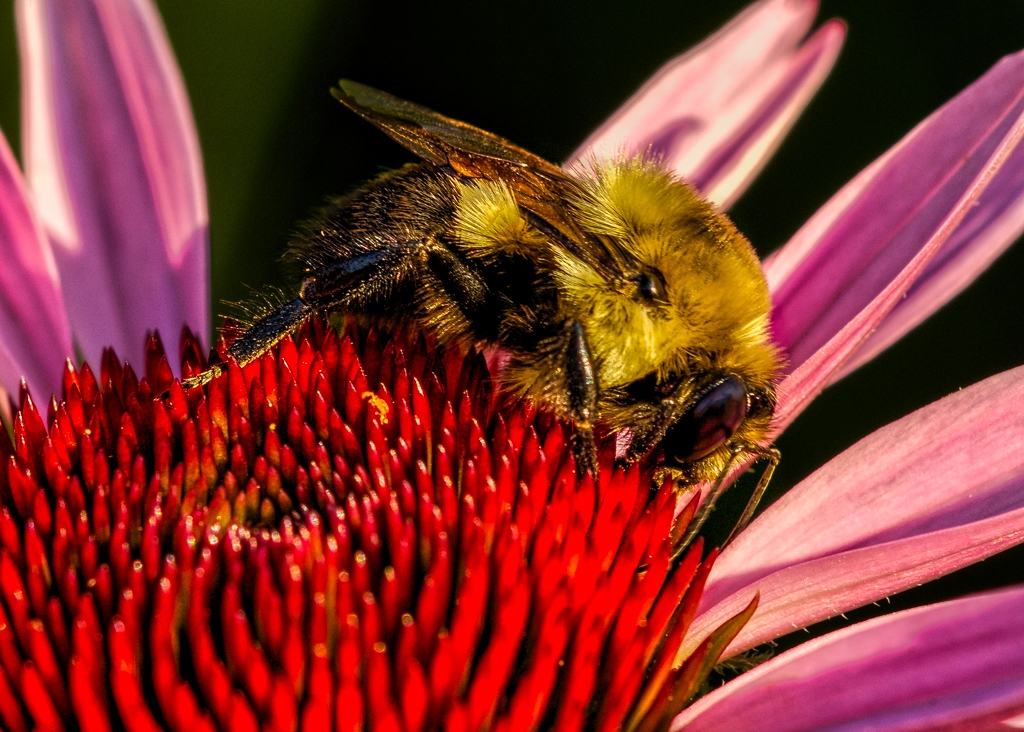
2,0 -> 1024,729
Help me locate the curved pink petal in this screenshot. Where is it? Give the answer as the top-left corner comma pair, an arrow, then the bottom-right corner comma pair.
834,145 -> 1024,381
689,508 -> 1024,659
0,131 -> 72,400
19,0 -> 209,368
770,60 -> 1024,433
681,365 -> 1024,658
566,0 -> 845,209
673,586 -> 1024,732
766,51 -> 1024,388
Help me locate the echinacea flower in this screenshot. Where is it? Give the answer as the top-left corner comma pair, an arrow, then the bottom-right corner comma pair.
0,0 -> 1023,731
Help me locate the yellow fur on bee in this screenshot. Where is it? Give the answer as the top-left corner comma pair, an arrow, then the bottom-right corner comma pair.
558,158 -> 777,391
451,155 -> 779,445
454,179 -> 546,257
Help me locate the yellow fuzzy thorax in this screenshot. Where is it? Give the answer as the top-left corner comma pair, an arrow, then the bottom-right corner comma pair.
453,157 -> 778,395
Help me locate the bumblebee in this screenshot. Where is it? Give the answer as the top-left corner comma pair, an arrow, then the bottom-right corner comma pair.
186,81 -> 781,503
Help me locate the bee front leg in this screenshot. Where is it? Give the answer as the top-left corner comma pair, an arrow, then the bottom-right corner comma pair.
180,298 -> 312,390
565,320 -> 599,478
182,242 -> 418,390
223,296 -> 312,371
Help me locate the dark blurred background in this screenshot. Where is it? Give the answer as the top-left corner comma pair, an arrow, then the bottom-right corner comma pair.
0,0 -> 1021,643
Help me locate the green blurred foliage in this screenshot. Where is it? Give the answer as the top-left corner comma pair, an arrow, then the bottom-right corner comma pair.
0,0 -> 1021,628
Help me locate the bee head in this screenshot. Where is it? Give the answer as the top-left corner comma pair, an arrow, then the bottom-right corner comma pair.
556,157 -> 781,391
557,158 -> 782,478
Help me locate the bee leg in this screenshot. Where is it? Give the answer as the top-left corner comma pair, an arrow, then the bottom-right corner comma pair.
181,297 -> 312,390
183,243 -> 417,391
565,320 -> 599,479
672,444 -> 781,558
228,298 -> 311,368
300,243 -> 420,307
424,248 -> 601,479
723,445 -> 780,546
673,445 -> 745,560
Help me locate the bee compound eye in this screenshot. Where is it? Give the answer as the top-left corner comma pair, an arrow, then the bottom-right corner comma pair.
664,376 -> 748,464
636,273 -> 657,300
633,270 -> 666,302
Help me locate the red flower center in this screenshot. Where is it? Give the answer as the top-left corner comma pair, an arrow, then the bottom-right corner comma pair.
0,319 -> 753,732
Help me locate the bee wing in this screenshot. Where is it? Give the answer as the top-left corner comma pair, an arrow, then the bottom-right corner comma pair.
333,81 -> 623,274
333,80 -> 562,175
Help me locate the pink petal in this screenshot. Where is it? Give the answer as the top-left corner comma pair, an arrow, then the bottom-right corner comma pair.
682,365 -> 1024,657
19,0 -> 209,368
835,139 -> 1024,381
769,54 -> 1024,433
766,51 -> 1024,392
689,508 -> 1024,660
0,131 -> 72,400
566,0 -> 845,209
673,586 -> 1024,732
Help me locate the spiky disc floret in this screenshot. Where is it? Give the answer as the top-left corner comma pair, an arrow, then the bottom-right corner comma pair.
0,319 -> 756,731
